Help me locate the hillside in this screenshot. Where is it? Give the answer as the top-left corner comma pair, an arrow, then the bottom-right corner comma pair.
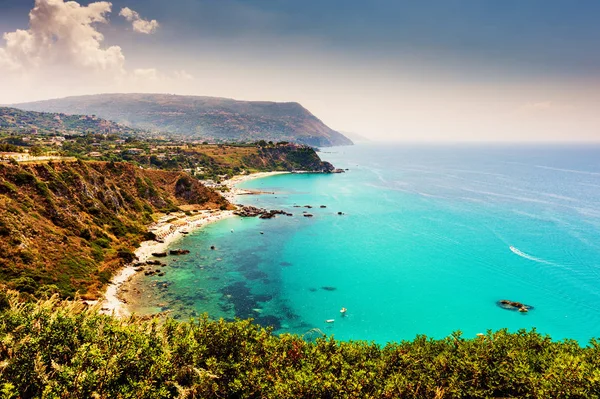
0,142 -> 338,299
13,93 -> 353,147
0,160 -> 229,298
0,106 -> 140,136
160,143 -> 337,177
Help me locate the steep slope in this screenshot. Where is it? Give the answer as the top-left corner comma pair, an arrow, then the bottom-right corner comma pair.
0,106 -> 140,136
14,93 -> 353,147
0,160 -> 228,298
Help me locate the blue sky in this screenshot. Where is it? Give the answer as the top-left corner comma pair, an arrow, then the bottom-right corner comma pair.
104,0 -> 600,76
0,0 -> 599,141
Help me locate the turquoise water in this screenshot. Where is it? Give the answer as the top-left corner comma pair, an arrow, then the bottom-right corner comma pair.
133,144 -> 600,344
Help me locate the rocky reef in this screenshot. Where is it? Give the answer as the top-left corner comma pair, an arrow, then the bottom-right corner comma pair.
234,205 -> 293,219
497,299 -> 534,313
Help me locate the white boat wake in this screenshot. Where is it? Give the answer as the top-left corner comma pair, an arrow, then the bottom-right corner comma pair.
509,246 -> 554,265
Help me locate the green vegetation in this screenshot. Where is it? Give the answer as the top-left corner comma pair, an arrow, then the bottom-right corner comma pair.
0,109 -> 335,181
0,107 -> 141,137
0,131 -> 335,300
0,160 -> 228,299
0,106 -> 148,161
0,292 -> 598,398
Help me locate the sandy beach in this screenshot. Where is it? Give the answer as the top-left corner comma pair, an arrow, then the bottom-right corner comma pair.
100,171 -> 288,317
220,171 -> 289,203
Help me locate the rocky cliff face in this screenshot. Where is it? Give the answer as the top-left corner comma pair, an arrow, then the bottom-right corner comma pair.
0,160 -> 228,298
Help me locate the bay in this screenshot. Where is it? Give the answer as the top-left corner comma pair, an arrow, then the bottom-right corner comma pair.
129,144 -> 600,344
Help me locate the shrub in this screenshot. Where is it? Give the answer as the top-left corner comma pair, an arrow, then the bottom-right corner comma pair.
9,276 -> 39,294
0,291 -> 9,310
12,171 -> 36,185
92,237 -> 111,248
35,284 -> 60,298
0,295 -> 599,398
79,228 -> 92,240
117,248 -> 137,263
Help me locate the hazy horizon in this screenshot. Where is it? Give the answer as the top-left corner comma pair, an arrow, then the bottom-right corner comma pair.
1,0 -> 599,142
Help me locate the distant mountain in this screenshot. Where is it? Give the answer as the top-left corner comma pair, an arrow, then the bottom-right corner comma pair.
340,131 -> 372,143
14,94 -> 353,147
0,107 -> 140,136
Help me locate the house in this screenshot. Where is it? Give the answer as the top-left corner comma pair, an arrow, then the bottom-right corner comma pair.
126,148 -> 145,155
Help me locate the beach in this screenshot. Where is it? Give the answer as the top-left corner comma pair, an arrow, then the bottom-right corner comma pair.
100,171 -> 287,317
220,171 -> 289,203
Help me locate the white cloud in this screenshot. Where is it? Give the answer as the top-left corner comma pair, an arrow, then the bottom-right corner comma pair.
174,70 -> 194,80
119,7 -> 159,34
0,0 -> 124,73
133,68 -> 160,81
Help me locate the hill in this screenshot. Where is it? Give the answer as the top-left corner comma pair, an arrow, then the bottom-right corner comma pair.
340,130 -> 372,143
0,143 -> 337,298
0,160 -> 229,298
13,93 -> 354,147
0,106 -> 140,136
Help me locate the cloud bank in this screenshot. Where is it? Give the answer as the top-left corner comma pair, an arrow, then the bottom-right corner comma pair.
0,0 -> 177,103
119,7 -> 159,34
0,0 -> 124,73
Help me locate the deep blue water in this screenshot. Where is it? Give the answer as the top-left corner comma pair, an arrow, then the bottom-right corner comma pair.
131,144 -> 600,344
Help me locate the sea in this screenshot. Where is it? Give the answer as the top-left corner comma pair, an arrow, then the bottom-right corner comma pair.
128,143 -> 600,345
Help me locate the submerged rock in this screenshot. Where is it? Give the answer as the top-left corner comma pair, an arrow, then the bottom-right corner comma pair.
497,299 -> 533,313
169,249 -> 190,255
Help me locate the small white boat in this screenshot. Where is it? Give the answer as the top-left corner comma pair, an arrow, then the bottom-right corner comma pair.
325,319 -> 335,323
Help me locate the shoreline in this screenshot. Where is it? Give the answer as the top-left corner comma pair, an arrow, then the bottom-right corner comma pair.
220,171 -> 289,203
99,171 -> 288,317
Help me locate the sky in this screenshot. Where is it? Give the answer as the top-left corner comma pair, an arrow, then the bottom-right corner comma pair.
0,0 -> 599,142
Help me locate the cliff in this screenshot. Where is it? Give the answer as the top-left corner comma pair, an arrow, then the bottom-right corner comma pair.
246,144 -> 335,172
0,160 -> 228,298
13,93 -> 354,147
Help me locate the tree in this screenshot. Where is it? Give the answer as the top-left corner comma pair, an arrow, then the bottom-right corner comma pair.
29,146 -> 44,157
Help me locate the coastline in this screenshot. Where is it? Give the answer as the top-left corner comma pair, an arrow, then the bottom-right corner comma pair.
220,171 -> 289,203
99,171 -> 288,317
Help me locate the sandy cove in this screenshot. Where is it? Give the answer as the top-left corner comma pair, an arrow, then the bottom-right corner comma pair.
99,171 -> 288,317
220,171 -> 289,203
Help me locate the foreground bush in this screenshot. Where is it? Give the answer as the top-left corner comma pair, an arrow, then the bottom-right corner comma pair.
0,292 -> 599,398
